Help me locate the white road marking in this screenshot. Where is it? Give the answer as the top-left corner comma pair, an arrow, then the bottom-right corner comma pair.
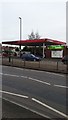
2,73 -> 19,77
1,72 -> 67,88
1,72 -> 51,86
21,76 -> 28,79
54,84 -> 68,89
32,98 -> 68,119
1,88 -> 67,118
3,97 -> 50,119
28,77 -> 51,86
0,90 -> 28,99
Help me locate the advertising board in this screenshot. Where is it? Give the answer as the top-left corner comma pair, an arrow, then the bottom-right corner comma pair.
51,50 -> 63,58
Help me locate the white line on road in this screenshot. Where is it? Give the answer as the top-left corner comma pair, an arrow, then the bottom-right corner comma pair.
1,72 -> 67,88
0,90 -> 28,99
54,84 -> 68,89
0,73 -> 27,79
1,89 -> 67,118
3,97 -> 50,119
0,73 -> 19,77
21,76 -> 28,79
28,77 -> 51,86
32,98 -> 68,119
1,72 -> 51,86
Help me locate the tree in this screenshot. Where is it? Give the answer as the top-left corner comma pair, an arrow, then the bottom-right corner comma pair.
27,31 -> 42,56
28,31 -> 40,40
28,31 -> 35,40
35,32 -> 40,39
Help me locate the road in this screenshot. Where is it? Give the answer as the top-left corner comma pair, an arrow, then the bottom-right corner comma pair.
1,66 -> 68,119
2,98 -> 42,118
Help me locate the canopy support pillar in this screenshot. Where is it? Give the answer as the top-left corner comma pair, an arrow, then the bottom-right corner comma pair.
43,43 -> 45,58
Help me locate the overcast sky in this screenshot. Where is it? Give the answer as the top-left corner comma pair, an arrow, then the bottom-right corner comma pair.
0,0 -> 67,43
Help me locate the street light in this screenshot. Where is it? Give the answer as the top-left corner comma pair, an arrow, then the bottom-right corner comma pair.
19,17 -> 22,57
19,17 -> 22,50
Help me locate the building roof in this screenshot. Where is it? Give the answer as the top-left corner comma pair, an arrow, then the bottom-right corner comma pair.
2,38 -> 66,46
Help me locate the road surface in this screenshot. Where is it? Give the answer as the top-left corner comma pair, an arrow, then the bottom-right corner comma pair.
2,98 -> 42,118
1,66 -> 68,119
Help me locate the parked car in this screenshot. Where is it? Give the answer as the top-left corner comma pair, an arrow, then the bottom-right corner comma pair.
62,55 -> 68,64
21,53 -> 41,61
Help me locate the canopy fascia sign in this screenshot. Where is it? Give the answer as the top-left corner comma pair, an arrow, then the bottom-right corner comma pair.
48,45 -> 64,50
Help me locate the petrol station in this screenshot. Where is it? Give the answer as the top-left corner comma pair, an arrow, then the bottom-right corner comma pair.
2,38 -> 66,58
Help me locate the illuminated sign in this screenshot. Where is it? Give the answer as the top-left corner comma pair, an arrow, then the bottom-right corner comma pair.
48,45 -> 64,49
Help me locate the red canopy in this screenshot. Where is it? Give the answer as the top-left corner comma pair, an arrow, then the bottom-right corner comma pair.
2,38 -> 66,46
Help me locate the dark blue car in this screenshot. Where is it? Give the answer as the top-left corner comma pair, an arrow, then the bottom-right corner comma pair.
21,53 -> 41,61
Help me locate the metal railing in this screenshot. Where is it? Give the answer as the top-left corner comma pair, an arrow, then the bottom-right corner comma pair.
2,56 -> 68,74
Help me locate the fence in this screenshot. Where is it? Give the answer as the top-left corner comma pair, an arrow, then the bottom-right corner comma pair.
2,56 -> 68,74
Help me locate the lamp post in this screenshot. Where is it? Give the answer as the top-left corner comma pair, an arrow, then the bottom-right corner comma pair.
19,17 -> 22,49
19,17 -> 22,57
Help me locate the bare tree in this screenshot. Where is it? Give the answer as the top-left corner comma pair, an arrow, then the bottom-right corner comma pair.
28,31 -> 40,40
28,31 -> 35,40
35,32 -> 40,39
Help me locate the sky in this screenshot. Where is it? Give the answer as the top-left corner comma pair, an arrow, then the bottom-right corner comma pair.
0,0 -> 67,43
